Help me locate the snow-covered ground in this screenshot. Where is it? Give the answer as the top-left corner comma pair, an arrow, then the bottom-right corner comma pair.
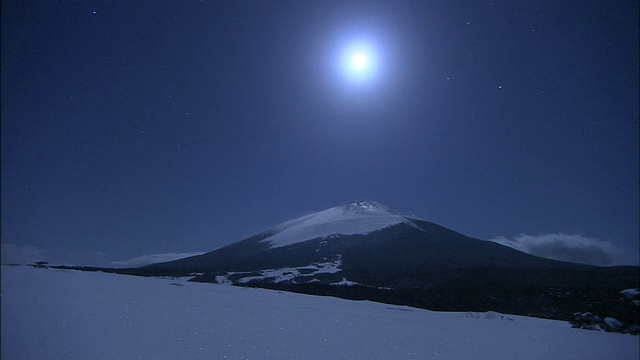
2,265 -> 637,360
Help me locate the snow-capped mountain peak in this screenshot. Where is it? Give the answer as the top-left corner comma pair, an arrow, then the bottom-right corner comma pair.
345,200 -> 387,210
261,201 -> 414,249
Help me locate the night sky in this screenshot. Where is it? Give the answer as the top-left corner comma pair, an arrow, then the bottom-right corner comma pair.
2,1 -> 638,266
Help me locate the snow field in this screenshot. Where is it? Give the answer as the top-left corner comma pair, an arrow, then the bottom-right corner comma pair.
2,265 -> 637,360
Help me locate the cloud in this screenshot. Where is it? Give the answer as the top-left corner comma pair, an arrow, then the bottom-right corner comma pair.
489,233 -> 635,266
110,252 -> 206,268
1,242 -> 47,265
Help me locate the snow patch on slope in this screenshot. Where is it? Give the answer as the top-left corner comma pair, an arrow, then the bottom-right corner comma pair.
231,258 -> 342,284
262,201 -> 412,248
330,277 -> 361,286
620,288 -> 640,300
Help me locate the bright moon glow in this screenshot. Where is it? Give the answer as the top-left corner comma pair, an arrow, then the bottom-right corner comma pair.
351,53 -> 369,71
340,42 -> 378,83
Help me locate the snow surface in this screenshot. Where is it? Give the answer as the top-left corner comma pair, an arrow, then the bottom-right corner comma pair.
621,288 -> 640,300
263,201 -> 412,248
2,265 -> 638,360
330,277 -> 361,286
235,258 -> 342,284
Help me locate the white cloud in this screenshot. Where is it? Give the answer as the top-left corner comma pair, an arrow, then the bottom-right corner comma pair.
1,242 -> 47,265
489,233 -> 636,266
110,252 -> 206,268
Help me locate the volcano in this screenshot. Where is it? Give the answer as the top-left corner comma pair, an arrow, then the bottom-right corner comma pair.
110,201 -> 638,322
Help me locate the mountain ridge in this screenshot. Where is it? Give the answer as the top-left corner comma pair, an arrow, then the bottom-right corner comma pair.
139,201 -> 588,277
74,201 -> 638,324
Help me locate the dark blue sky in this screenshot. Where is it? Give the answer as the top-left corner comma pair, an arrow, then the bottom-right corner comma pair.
2,1 -> 638,265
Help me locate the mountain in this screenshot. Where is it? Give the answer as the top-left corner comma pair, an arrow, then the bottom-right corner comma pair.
137,201 -> 572,275
107,201 -> 638,323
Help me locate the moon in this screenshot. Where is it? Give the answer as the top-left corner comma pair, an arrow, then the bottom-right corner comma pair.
340,42 -> 378,83
350,52 -> 369,72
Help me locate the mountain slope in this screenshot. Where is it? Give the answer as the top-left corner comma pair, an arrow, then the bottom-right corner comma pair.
108,201 -> 638,323
262,200 -> 413,248
137,201 -> 582,278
